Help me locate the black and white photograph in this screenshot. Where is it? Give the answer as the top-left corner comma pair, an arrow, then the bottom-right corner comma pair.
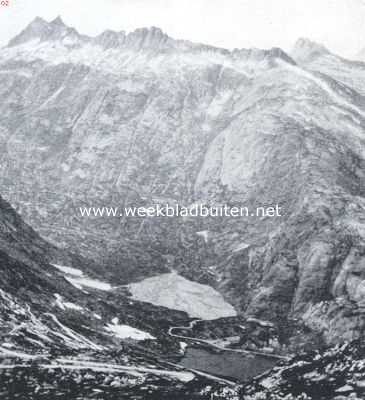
1,0 -> 365,399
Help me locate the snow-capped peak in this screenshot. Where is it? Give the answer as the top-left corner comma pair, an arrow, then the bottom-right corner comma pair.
94,29 -> 126,49
7,17 -> 177,52
294,37 -> 329,53
51,16 -> 66,27
8,16 -> 49,46
6,16 -> 297,63
8,16 -> 83,47
123,26 -> 171,50
291,37 -> 330,62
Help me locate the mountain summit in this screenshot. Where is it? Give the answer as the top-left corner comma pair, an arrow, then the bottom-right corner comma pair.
6,15 -> 296,64
291,37 -> 330,62
8,16 -> 77,47
7,17 -> 176,51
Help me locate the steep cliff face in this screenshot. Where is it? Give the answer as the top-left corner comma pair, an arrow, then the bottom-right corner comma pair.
1,17 -> 365,345
194,52 -> 365,342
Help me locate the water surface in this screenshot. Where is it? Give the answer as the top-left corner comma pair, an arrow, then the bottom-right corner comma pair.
180,347 -> 277,382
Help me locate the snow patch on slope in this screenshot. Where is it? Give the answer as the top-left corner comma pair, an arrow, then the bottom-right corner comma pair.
105,318 -> 155,341
51,263 -> 113,291
66,276 -> 112,291
128,272 -> 237,320
52,264 -> 84,276
54,294 -> 83,311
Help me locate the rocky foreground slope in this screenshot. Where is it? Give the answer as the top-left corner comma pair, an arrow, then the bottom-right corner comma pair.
242,340 -> 365,400
1,17 -> 365,350
0,194 -> 244,399
2,192 -> 365,399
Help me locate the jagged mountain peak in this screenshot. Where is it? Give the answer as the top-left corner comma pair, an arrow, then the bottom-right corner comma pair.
232,46 -> 296,66
7,17 -> 295,61
7,17 -> 179,52
29,16 -> 47,26
124,26 -> 172,50
131,26 -> 165,37
51,15 -> 66,26
94,29 -> 126,49
291,37 -> 330,62
10,16 -> 50,42
95,26 -> 171,50
49,15 -> 68,30
8,16 -> 82,47
294,37 -> 329,52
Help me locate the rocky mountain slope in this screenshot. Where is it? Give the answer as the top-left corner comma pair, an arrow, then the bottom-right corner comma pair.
0,193 -> 245,398
242,340 -> 365,400
1,17 -> 365,350
2,192 -> 365,399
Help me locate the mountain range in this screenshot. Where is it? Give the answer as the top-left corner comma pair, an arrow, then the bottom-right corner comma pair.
1,16 -> 365,399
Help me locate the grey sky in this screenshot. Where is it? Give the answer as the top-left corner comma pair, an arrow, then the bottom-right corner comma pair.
1,0 -> 365,57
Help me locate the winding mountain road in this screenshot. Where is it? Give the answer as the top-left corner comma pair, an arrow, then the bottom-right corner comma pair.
168,320 -> 289,361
